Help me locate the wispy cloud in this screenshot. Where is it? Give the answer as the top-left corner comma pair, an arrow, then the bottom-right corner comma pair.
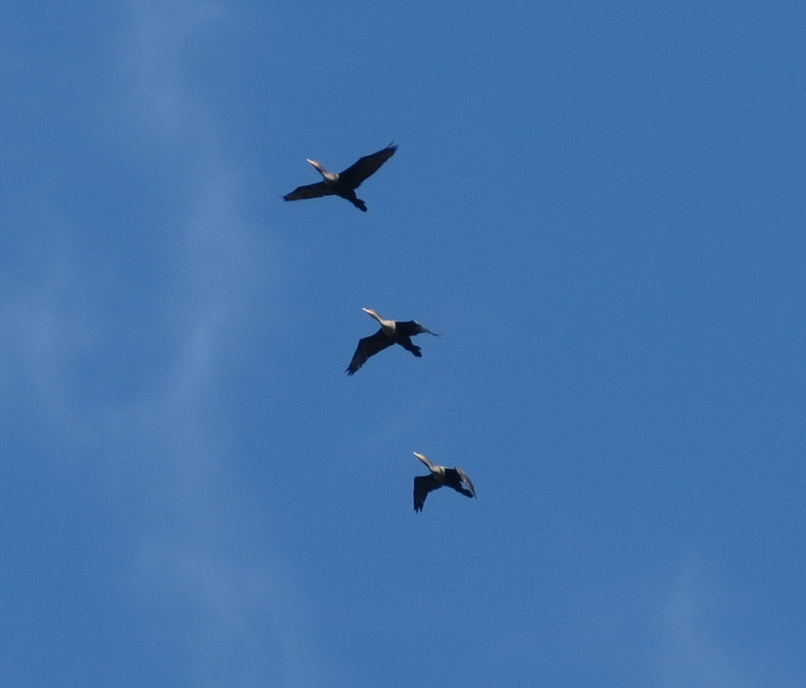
0,2 -> 318,685
0,0 -> 317,681
124,0 -> 227,137
136,540 -> 319,688
0,227 -> 98,445
114,2 -> 319,684
654,564 -> 750,688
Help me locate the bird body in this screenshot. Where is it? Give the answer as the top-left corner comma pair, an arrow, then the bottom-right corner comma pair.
413,452 -> 475,512
283,144 -> 397,211
346,308 -> 438,375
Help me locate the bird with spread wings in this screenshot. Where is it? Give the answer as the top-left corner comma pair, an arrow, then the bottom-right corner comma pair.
283,144 -> 397,212
412,452 -> 476,512
346,308 -> 438,375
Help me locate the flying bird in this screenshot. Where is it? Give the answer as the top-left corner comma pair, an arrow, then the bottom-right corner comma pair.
412,452 -> 476,512
283,144 -> 398,211
346,308 -> 438,375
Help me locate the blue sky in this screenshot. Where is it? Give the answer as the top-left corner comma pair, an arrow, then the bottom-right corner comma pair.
2,1 -> 805,686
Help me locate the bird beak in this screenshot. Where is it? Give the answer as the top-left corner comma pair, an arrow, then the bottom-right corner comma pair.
362,307 -> 372,315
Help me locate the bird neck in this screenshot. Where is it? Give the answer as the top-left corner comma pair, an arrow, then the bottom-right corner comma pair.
308,160 -> 332,180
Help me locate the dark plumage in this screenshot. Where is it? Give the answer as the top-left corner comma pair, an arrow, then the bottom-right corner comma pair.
412,452 -> 476,512
283,144 -> 397,211
346,308 -> 438,375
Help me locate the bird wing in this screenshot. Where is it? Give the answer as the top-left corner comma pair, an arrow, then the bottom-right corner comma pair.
395,320 -> 439,337
456,468 -> 476,497
414,474 -> 441,512
338,144 -> 397,189
346,330 -> 393,375
283,181 -> 335,201
445,467 -> 476,498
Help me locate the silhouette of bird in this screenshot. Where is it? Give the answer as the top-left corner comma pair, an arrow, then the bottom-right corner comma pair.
346,308 -> 438,375
412,452 -> 476,512
283,144 -> 397,211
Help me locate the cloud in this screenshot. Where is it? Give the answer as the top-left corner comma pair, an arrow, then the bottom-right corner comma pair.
136,540 -> 320,688
654,564 -> 750,688
0,0 -> 320,682
111,3 -> 321,684
124,0 -> 227,137
0,227 -> 100,445
0,2 -> 320,685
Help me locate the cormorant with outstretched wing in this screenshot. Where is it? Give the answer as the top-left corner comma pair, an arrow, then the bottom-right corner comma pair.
412,452 -> 476,512
283,144 -> 397,211
346,308 -> 438,375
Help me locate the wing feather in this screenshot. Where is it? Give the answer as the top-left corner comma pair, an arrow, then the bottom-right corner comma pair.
414,474 -> 441,512
455,468 -> 476,498
346,330 -> 393,375
338,144 -> 397,189
395,320 -> 438,337
283,181 -> 334,201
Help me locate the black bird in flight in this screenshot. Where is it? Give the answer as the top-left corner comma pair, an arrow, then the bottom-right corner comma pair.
412,452 -> 476,512
346,308 -> 438,375
283,144 -> 397,211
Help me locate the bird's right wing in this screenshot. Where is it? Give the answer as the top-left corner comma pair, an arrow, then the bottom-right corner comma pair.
396,320 -> 439,337
456,468 -> 476,498
338,144 -> 397,189
283,181 -> 334,201
346,330 -> 393,375
414,474 -> 440,512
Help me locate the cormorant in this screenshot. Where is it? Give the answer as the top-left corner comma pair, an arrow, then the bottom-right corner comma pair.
283,144 -> 397,212
412,452 -> 476,512
346,308 -> 438,375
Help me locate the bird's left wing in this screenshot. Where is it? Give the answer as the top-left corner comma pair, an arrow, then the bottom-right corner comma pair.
338,144 -> 397,189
